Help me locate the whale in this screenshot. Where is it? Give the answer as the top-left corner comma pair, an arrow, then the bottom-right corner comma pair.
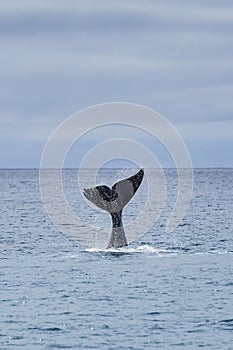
83,168 -> 144,249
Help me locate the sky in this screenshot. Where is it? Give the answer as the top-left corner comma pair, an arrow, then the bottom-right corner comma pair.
0,0 -> 233,167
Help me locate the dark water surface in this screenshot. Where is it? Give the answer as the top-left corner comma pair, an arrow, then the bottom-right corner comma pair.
1,169 -> 233,349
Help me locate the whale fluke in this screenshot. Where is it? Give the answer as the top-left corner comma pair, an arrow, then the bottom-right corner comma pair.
83,168 -> 144,248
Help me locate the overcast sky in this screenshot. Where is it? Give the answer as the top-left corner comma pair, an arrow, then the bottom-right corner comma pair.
1,0 -> 233,167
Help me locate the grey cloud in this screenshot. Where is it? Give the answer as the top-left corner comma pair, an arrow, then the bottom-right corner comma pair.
0,11 -> 147,36
0,0 -> 233,38
0,0 -> 233,166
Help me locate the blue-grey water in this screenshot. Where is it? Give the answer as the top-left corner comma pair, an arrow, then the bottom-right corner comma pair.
1,169 -> 233,349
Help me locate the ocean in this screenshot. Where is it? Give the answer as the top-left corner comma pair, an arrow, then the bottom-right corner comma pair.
1,168 -> 233,349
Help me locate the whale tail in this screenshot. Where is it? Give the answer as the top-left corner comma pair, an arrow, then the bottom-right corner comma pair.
83,168 -> 144,248
83,168 -> 144,214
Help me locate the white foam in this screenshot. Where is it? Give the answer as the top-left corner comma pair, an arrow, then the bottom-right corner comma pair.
86,245 -> 164,254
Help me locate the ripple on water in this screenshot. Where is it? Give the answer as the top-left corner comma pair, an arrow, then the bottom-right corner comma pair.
217,319 -> 233,330
1,169 -> 233,350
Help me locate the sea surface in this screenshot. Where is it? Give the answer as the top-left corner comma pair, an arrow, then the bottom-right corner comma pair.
1,168 -> 233,349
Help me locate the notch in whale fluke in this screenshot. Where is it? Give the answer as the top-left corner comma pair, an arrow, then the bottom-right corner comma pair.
83,168 -> 144,248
